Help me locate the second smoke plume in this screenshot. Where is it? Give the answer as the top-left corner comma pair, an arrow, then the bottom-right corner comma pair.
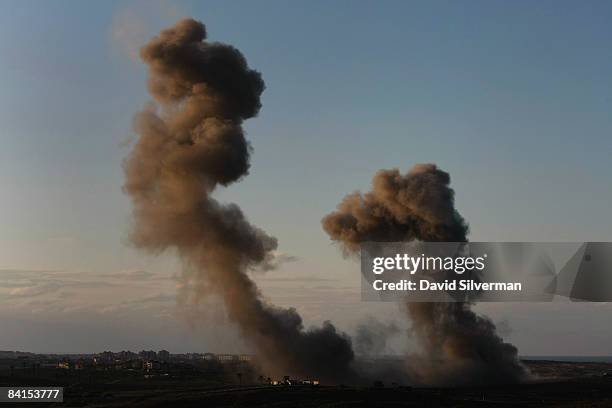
323,164 -> 527,385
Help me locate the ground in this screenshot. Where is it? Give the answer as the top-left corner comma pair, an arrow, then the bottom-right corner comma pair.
2,360 -> 612,407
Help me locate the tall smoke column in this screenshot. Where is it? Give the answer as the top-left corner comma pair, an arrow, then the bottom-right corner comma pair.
123,18 -> 354,382
322,164 -> 527,385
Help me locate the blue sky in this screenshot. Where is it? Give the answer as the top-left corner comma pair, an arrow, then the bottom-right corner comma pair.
0,0 -> 611,354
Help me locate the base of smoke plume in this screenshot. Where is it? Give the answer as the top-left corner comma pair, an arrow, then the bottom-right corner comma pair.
245,355 -> 529,387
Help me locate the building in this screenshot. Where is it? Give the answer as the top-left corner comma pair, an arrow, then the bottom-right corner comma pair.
99,351 -> 114,362
157,350 -> 170,361
139,350 -> 157,361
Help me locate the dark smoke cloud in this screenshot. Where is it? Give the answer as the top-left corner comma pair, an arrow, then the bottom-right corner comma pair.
124,18 -> 354,383
323,164 -> 469,251
323,164 -> 527,385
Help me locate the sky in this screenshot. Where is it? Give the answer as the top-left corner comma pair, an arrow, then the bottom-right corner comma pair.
1,0 -> 612,355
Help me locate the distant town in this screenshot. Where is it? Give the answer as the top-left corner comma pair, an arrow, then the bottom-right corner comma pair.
0,350 -> 318,386
2,350 -> 612,407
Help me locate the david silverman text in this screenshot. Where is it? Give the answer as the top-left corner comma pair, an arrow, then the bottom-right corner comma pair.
372,279 -> 522,292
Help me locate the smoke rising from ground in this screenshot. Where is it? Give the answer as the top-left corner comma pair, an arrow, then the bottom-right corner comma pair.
323,164 -> 527,385
354,317 -> 400,357
123,19 -> 354,382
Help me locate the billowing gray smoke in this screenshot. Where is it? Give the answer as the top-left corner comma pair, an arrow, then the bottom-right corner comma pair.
323,164 -> 527,385
354,317 -> 400,357
123,19 -> 354,382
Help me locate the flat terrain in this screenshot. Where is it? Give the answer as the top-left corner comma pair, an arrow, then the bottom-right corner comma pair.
2,360 -> 612,407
